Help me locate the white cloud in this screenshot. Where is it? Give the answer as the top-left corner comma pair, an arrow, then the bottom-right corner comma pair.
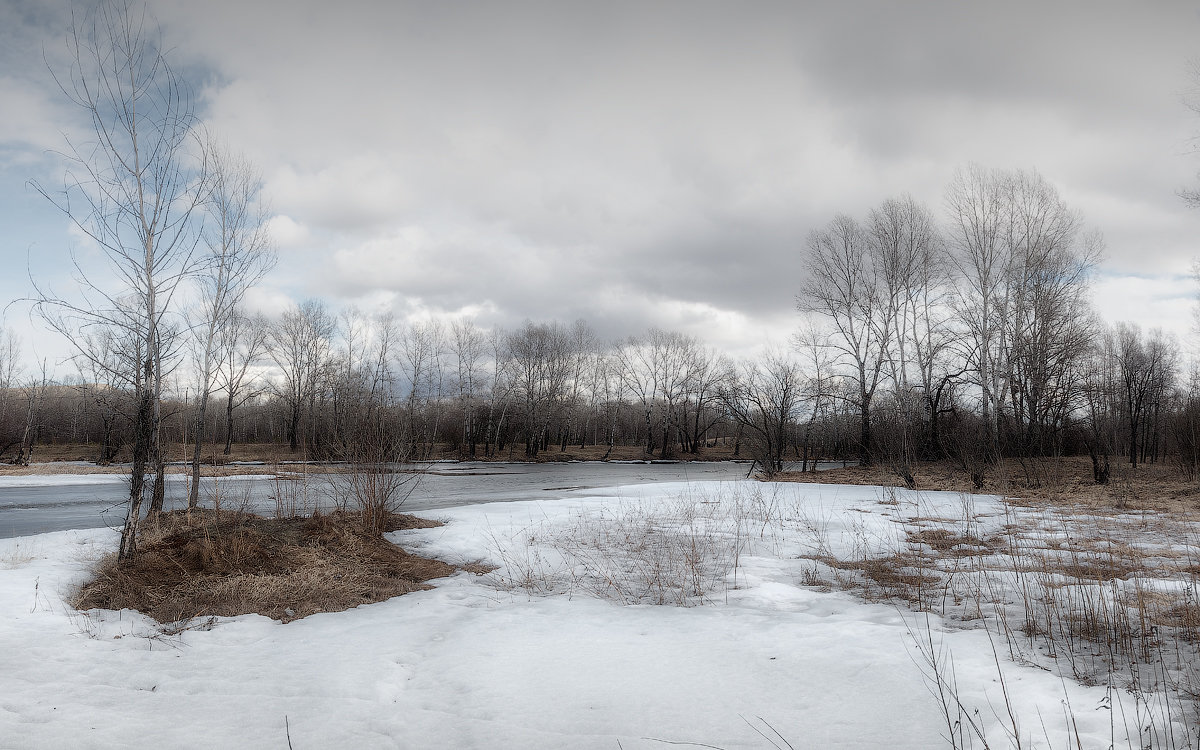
264,215 -> 312,250
1091,273 -> 1196,344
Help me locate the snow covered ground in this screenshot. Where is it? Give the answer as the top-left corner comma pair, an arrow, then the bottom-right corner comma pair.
0,480 -> 1187,748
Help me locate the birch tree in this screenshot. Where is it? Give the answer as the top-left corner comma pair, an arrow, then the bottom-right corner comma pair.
33,0 -> 207,559
947,166 -> 1100,455
186,143 -> 275,509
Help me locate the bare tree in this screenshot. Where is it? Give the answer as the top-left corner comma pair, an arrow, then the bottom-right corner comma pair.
720,352 -> 806,477
0,330 -> 21,459
32,0 -> 208,559
798,214 -> 896,466
614,333 -> 662,456
1081,322 -> 1119,483
505,321 -> 571,457
482,326 -> 514,456
947,165 -> 1100,461
868,195 -> 958,457
612,328 -> 698,457
185,142 -> 275,509
654,330 -> 699,458
73,328 -> 136,463
401,319 -> 447,457
1115,323 -> 1176,468
1001,171 -> 1100,455
679,345 -> 730,455
589,346 -> 620,459
14,362 -> 49,466
559,319 -> 595,451
945,164 -> 1009,445
268,301 -> 335,453
213,308 -> 270,455
450,318 -> 486,457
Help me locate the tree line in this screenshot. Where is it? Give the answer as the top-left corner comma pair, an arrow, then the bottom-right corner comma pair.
0,310 -> 862,471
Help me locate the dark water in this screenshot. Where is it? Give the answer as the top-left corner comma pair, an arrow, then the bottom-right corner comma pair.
0,460 -> 849,539
0,461 -> 851,539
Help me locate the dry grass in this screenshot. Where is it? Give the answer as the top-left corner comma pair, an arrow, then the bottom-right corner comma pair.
73,509 -> 456,624
907,527 -> 994,557
778,456 -> 1200,513
489,487 -> 772,606
824,553 -> 942,602
795,490 -> 1200,745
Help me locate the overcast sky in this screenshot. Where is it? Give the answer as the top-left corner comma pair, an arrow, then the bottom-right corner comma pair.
3,0 -> 1200,370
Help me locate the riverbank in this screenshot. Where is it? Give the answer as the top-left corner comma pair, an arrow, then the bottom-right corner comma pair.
0,441 -> 753,477
778,455 -> 1200,513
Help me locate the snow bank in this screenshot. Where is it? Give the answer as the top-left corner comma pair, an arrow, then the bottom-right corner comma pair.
0,481 -> 1170,748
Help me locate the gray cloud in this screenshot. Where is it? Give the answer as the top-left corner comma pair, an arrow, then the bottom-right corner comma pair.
4,0 -> 1200,363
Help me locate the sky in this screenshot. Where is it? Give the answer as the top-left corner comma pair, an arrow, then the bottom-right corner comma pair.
2,0 -> 1200,373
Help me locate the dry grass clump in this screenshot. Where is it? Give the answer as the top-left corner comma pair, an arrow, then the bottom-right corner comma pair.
74,509 -> 455,624
907,527 -> 993,557
828,553 -> 941,601
1053,555 -> 1143,582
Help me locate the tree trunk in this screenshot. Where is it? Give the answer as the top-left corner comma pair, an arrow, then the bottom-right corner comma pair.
859,392 -> 873,467
644,408 -> 655,456
148,428 -> 166,514
189,391 -> 211,510
16,400 -> 35,466
119,383 -> 154,561
1088,442 -> 1110,485
289,402 -> 301,453
1129,414 -> 1139,469
99,415 -> 114,464
223,390 -> 235,455
927,395 -> 941,459
601,416 -> 614,461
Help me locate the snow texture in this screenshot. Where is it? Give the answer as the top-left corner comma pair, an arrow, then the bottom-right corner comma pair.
0,480 -> 1172,748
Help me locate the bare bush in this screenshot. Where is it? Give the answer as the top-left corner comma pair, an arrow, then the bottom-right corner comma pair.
490,486 -> 778,605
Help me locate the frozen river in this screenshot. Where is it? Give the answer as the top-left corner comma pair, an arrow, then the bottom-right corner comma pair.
0,461 -> 843,539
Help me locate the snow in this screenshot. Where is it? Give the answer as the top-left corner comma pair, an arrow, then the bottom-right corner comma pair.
0,473 -> 273,488
0,480 -> 1182,748
0,474 -> 130,488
